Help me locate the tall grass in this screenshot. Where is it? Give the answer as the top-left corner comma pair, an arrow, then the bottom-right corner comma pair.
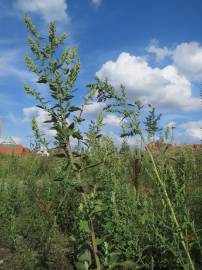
0,144 -> 201,269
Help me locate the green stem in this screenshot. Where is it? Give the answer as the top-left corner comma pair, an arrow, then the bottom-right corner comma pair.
141,135 -> 195,270
90,220 -> 101,270
82,193 -> 101,270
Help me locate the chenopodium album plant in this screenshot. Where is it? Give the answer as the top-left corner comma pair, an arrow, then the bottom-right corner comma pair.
89,79 -> 200,270
24,16 -> 105,269
24,16 -> 98,171
23,16 -> 201,270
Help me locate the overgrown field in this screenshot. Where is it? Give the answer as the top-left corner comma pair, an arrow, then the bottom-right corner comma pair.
0,16 -> 201,270
0,142 -> 201,269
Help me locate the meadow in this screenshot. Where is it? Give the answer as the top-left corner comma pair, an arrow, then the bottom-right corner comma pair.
0,142 -> 201,269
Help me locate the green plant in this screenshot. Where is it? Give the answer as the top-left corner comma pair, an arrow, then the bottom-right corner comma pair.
90,79 -> 200,269
143,104 -> 162,142
24,16 -> 98,170
1,15 -> 200,270
23,16 -> 105,269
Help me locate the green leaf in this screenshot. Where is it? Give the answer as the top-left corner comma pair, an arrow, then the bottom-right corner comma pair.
43,120 -> 52,124
24,15 -> 40,38
68,122 -> 75,130
25,52 -> 40,74
28,36 -> 40,58
97,111 -> 103,126
37,76 -> 48,83
79,220 -> 91,234
73,131 -> 83,140
69,106 -> 81,112
95,238 -> 104,245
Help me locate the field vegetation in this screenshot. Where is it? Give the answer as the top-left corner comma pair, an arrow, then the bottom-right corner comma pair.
0,17 -> 202,269
0,144 -> 201,269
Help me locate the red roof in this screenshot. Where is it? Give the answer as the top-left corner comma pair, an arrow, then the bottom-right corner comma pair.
0,144 -> 30,155
192,144 -> 202,150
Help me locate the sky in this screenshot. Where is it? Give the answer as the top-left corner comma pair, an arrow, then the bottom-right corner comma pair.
0,0 -> 202,146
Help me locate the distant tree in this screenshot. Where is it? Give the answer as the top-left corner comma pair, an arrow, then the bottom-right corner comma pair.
143,104 -> 162,142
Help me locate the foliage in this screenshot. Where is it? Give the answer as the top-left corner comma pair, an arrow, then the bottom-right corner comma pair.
143,104 -> 162,141
24,16 -> 96,171
0,16 -> 202,270
0,147 -> 202,269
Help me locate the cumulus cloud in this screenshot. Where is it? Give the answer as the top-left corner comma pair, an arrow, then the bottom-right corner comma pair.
172,42 -> 202,80
0,49 -> 34,81
91,0 -> 102,7
147,40 -> 202,80
165,121 -> 176,128
83,102 -> 105,120
85,102 -> 104,114
103,114 -> 122,127
96,52 -> 200,112
179,120 -> 202,140
16,0 -> 69,23
83,103 -> 123,128
146,40 -> 172,62
23,106 -> 56,137
102,131 -> 141,148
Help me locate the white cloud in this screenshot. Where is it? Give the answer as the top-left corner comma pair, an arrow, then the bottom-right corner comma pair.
146,40 -> 172,62
85,102 -> 104,113
147,40 -> 202,80
16,0 -> 69,23
173,42 -> 202,80
23,106 -> 56,137
84,103 -> 123,128
12,136 -> 22,144
166,121 -> 176,128
179,120 -> 202,140
103,114 -> 122,127
103,131 -> 141,148
96,52 -> 200,112
0,49 -> 34,81
0,49 -> 50,96
84,102 -> 105,119
91,0 -> 102,7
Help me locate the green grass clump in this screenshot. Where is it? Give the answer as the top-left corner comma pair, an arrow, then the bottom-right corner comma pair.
0,145 -> 201,269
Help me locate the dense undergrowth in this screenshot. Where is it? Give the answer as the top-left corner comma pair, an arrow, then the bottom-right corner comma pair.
0,143 -> 201,269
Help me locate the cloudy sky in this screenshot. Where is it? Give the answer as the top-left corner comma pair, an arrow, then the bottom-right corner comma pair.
0,0 -> 201,146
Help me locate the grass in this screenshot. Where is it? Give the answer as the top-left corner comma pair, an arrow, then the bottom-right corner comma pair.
0,140 -> 201,269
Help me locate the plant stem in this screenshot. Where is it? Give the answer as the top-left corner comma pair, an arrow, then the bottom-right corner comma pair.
141,135 -> 195,270
82,193 -> 101,270
90,220 -> 101,270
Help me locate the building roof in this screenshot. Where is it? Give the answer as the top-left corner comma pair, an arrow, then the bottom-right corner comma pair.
0,136 -> 16,146
0,144 -> 30,155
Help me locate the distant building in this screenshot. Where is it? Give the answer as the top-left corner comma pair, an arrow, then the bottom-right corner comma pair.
147,140 -> 175,151
147,140 -> 202,153
0,137 -> 30,155
192,144 -> 202,150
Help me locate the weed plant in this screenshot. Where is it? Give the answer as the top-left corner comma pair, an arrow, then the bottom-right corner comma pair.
0,146 -> 201,269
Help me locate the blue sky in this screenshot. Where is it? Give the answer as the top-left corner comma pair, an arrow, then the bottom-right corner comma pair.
0,0 -> 202,146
